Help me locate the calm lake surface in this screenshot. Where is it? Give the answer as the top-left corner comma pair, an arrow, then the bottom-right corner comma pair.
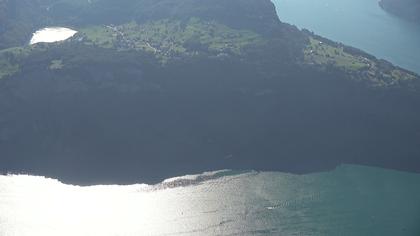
272,0 -> 420,74
1,165 -> 420,235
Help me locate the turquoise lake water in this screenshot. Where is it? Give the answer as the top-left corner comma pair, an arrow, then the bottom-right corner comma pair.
272,0 -> 420,74
1,165 -> 419,235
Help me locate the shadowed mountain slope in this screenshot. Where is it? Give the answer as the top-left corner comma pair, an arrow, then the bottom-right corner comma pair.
0,0 -> 419,184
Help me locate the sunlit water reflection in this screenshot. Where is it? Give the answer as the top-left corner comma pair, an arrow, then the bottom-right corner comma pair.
1,165 -> 419,235
29,27 -> 77,45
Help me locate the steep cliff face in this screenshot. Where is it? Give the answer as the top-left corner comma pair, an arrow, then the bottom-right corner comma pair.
380,0 -> 420,22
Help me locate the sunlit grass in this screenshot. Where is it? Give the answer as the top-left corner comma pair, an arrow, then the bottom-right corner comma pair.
79,18 -> 264,63
304,37 -> 418,88
304,37 -> 368,71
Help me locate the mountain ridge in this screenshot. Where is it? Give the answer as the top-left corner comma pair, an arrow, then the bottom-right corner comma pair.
1,0 -> 420,184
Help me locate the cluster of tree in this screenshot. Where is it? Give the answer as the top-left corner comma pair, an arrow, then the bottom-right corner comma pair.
0,0 -> 56,49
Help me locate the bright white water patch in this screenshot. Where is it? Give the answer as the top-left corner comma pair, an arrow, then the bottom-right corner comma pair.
29,27 -> 77,45
0,166 -> 420,236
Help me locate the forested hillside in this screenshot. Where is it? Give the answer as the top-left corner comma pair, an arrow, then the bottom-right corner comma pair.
0,0 -> 419,184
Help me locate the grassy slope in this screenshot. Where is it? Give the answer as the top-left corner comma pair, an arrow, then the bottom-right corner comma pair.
0,17 -> 265,79
79,18 -> 264,62
0,0 -> 418,90
1,21 -> 418,91
304,37 -> 418,88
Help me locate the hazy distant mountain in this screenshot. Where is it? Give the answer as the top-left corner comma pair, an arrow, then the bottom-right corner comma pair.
1,0 -> 419,184
380,0 -> 420,22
